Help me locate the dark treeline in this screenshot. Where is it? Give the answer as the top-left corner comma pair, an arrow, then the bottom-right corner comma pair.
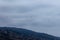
0,27 -> 60,40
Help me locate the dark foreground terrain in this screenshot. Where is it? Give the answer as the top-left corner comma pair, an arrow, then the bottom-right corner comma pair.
0,27 -> 60,40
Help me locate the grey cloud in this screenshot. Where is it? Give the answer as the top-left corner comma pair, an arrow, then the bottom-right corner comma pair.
0,15 -> 13,26
0,0 -> 58,27
0,4 -> 53,13
0,0 -> 57,27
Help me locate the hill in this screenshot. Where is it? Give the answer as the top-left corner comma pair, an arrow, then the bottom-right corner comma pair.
0,27 -> 60,40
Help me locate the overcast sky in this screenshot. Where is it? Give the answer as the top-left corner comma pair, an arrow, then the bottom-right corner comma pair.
0,0 -> 60,36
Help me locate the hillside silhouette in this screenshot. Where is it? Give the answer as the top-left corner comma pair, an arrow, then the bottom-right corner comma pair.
0,27 -> 60,40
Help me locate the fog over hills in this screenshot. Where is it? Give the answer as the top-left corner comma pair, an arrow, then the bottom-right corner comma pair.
0,0 -> 60,36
